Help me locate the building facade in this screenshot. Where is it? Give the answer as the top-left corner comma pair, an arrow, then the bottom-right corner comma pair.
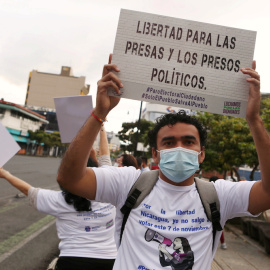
0,99 -> 48,154
24,66 -> 91,133
25,66 -> 90,109
141,102 -> 196,122
93,130 -> 121,153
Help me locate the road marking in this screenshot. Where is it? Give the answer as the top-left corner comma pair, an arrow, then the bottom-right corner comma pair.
211,260 -> 222,270
0,215 -> 56,263
0,201 -> 26,214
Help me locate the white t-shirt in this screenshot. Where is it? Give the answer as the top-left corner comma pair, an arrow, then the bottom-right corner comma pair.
98,154 -> 112,167
93,166 -> 256,270
141,166 -> 150,172
28,188 -> 117,259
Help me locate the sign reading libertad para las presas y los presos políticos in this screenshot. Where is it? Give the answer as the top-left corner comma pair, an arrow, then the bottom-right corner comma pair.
109,9 -> 256,118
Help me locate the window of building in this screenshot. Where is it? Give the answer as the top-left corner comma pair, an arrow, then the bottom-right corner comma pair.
11,111 -> 19,118
0,108 -> 6,115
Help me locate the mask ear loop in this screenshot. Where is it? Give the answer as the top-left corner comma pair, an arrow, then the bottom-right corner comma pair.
198,151 -> 203,165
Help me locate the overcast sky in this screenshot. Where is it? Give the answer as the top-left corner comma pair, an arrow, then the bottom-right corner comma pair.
1,0 -> 269,133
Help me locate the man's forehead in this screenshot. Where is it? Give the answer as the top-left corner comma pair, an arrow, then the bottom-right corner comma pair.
157,123 -> 200,141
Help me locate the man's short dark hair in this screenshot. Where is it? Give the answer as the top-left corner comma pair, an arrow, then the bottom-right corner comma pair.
136,156 -> 142,167
87,157 -> 98,168
141,156 -> 148,164
209,176 -> 219,182
148,110 -> 207,150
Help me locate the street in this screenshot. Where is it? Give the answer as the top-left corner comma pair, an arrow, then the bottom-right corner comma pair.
0,155 -> 61,270
212,223 -> 270,270
1,155 -> 270,270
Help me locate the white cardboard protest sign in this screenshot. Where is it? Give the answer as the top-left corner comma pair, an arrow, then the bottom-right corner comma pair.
0,122 -> 20,167
54,95 -> 93,143
110,9 -> 256,118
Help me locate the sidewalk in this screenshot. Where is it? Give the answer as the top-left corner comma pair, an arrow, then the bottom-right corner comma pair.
211,222 -> 270,270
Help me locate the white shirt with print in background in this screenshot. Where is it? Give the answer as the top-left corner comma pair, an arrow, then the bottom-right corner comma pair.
141,166 -> 150,172
29,188 -> 117,259
28,155 -> 117,259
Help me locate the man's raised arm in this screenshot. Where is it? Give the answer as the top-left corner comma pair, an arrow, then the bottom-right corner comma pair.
242,61 -> 270,214
57,59 -> 123,199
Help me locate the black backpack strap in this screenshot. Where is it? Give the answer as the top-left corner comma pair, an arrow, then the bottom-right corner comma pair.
120,170 -> 159,243
194,178 -> 222,249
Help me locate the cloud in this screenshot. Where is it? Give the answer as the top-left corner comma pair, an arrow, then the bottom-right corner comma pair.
1,0 -> 269,132
0,77 -> 27,105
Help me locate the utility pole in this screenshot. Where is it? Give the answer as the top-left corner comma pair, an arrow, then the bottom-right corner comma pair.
134,101 -> 143,156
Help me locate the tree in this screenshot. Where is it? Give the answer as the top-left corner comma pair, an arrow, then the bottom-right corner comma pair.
261,97 -> 270,132
238,97 -> 270,180
196,112 -> 253,181
117,119 -> 154,157
28,130 -> 68,156
28,130 -> 62,147
241,97 -> 270,180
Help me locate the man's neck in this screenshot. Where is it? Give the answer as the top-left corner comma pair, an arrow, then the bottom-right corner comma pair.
159,171 -> 195,186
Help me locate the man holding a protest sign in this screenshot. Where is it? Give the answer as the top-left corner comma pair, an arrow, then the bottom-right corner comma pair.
57,58 -> 270,269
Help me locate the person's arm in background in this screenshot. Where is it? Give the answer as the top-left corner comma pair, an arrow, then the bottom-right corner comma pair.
89,148 -> 98,165
57,54 -> 122,199
242,61 -> 270,214
99,125 -> 110,156
98,124 -> 112,166
0,168 -> 32,196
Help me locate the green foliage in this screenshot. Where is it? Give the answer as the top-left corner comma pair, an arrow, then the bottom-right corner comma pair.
196,112 -> 257,177
110,149 -> 122,161
194,99 -> 270,179
116,97 -> 270,178
28,130 -> 68,147
261,97 -> 270,132
117,119 -> 154,157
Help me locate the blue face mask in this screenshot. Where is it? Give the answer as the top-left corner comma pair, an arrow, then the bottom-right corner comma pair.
157,146 -> 201,183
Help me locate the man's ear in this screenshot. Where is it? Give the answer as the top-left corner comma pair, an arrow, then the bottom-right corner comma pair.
199,146 -> 205,164
152,147 -> 159,164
